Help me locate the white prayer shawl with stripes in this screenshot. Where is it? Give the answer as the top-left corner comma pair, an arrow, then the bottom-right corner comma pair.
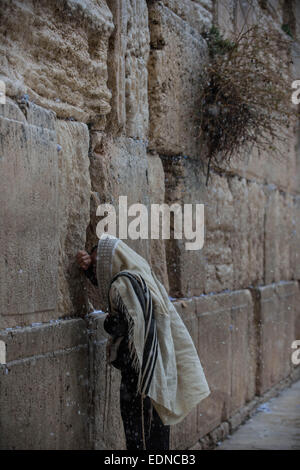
96,233 -> 211,426
108,271 -> 158,397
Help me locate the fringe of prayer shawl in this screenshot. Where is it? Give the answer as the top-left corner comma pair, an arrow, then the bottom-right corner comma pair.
108,271 -> 158,450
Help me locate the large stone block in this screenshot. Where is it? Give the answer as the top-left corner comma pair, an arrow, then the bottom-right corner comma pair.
147,153 -> 169,292
148,2 -> 208,158
216,0 -> 284,38
0,319 -> 89,449
89,133 -> 151,257
56,120 -> 91,317
106,0 -> 150,139
203,173 -> 236,293
162,156 -> 266,297
170,408 -> 197,451
215,122 -> 299,195
291,196 -> 300,280
195,289 -> 255,437
295,0 -> 300,41
293,117 -> 300,194
294,283 -> 300,343
162,156 -> 207,297
87,133 -> 160,311
214,0 -> 235,37
228,176 -> 265,289
254,281 -> 299,395
0,98 -> 58,328
264,187 -> 295,284
87,312 -> 126,450
160,0 -> 213,33
212,1 -> 298,194
205,174 -> 264,293
0,0 -> 114,123
170,299 -> 198,449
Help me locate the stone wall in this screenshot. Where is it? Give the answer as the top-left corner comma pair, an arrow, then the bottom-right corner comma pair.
0,0 -> 299,450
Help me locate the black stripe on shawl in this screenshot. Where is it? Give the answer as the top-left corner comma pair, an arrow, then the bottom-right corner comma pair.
108,271 -> 158,396
139,288 -> 157,395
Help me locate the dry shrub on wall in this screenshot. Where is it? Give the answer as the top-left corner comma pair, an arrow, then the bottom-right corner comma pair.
199,24 -> 295,185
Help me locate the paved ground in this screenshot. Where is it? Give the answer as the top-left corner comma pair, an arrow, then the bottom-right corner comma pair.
216,380 -> 300,450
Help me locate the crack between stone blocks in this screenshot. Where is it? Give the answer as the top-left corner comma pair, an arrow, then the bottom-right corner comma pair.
248,287 -> 262,397
2,343 -> 88,368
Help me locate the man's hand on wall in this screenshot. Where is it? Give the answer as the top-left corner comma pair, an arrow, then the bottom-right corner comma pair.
76,250 -> 92,270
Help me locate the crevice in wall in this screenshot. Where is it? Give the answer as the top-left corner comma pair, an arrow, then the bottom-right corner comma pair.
248,287 -> 262,397
158,153 -> 186,297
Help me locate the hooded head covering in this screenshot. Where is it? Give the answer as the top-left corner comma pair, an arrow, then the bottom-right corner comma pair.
96,232 -> 210,426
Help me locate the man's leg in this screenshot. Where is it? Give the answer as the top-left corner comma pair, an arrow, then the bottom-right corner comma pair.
119,370 -> 170,451
146,401 -> 170,451
120,373 -> 146,450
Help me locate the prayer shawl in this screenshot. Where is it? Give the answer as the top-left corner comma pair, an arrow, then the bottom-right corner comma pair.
96,233 -> 211,427
108,271 -> 158,396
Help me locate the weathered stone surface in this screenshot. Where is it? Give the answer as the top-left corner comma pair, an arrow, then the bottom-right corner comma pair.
214,0 -> 235,37
254,281 -> 299,395
170,408 -> 198,450
293,117 -> 300,194
56,120 -> 91,317
228,410 -> 243,432
291,197 -> 300,282
0,318 -> 86,363
212,0 -> 298,194
215,123 -> 299,196
204,173 -> 236,293
86,133 -> 156,312
263,187 -> 295,284
0,96 -> 26,122
87,312 -> 126,450
295,0 -> 300,41
235,0 -> 286,34
0,0 -> 114,123
89,133 -> 151,257
228,176 -> 265,289
206,173 -> 266,292
195,289 -> 255,437
199,433 -> 213,449
294,282 -> 300,343
106,0 -> 150,139
210,421 -> 230,444
170,299 -> 198,449
162,156 -> 207,297
162,157 -> 266,297
188,440 -> 202,450
147,153 -> 169,291
0,319 -> 89,450
0,98 -> 58,328
148,2 -> 208,158
0,100 -> 91,327
230,291 -> 257,411
216,0 -> 285,39
161,0 -> 213,33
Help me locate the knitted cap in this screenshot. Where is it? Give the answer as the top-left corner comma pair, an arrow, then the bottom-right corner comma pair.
96,233 -> 120,312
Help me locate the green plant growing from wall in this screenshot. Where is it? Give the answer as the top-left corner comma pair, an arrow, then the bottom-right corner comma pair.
281,23 -> 293,39
199,24 -> 296,185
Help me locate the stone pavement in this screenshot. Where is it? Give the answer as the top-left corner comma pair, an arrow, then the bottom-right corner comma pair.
216,380 -> 300,450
